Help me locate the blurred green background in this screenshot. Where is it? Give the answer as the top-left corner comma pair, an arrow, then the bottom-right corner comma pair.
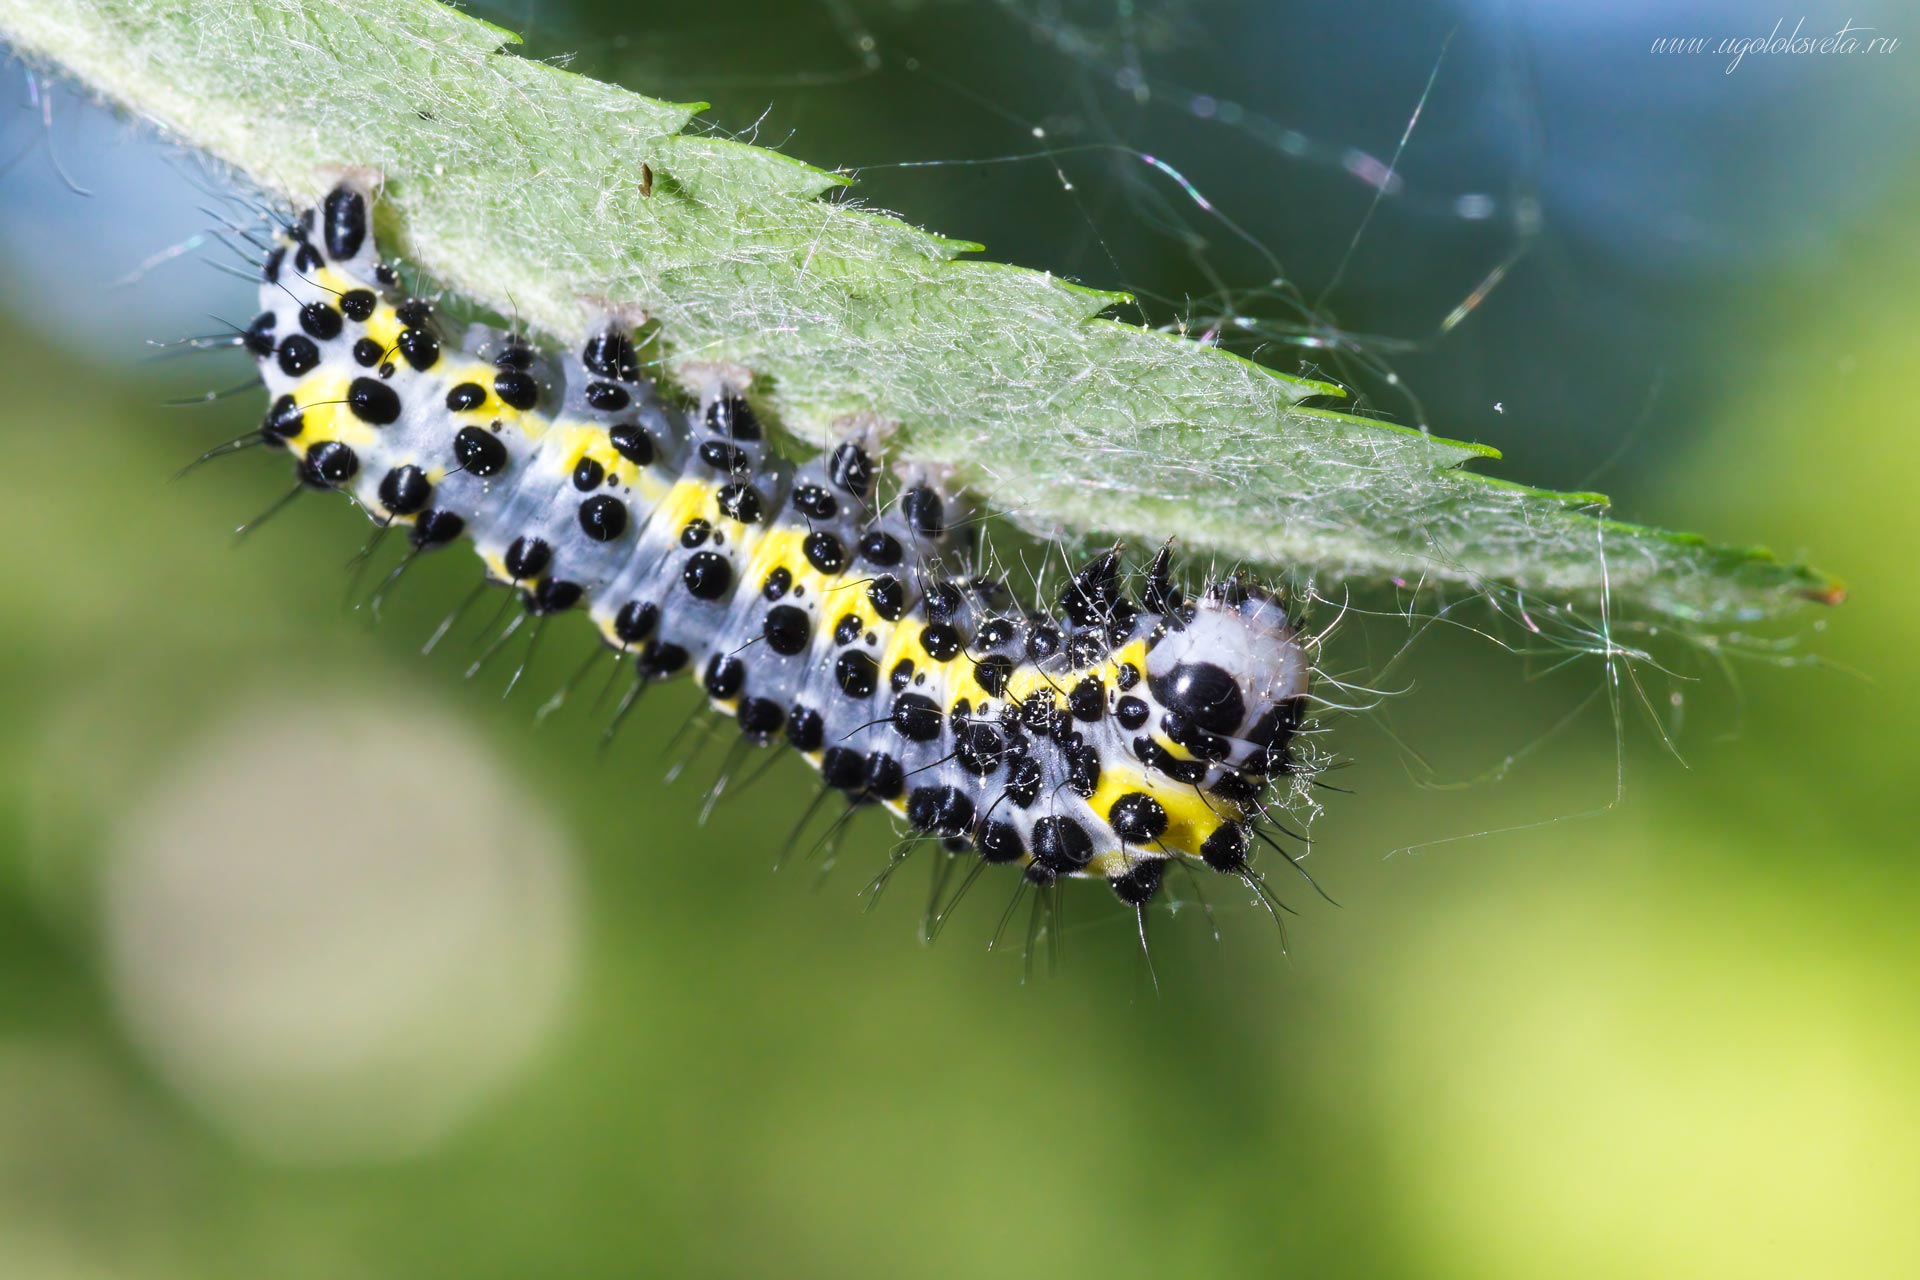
1,1 -> 1915,1276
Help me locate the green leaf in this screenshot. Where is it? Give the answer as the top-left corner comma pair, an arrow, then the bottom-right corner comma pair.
0,0 -> 1842,630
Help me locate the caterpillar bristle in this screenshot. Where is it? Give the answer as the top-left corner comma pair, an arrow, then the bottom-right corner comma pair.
213,176 -> 1330,960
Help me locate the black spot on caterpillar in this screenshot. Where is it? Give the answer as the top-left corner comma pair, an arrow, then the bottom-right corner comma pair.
237,178 -> 1320,946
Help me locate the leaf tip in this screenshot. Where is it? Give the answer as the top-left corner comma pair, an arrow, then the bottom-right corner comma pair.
1801,579 -> 1848,606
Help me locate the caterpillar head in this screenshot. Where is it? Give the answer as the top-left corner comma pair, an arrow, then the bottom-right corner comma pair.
1146,583 -> 1310,777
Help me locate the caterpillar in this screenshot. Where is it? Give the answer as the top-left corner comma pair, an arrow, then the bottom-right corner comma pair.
237,177 -> 1317,938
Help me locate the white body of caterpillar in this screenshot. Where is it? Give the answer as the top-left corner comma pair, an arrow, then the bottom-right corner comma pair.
243,179 -> 1312,918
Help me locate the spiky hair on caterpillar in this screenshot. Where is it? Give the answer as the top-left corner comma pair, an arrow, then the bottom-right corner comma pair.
238,176 -> 1321,944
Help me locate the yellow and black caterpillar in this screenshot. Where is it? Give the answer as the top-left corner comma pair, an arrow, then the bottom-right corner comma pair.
244,179 -> 1314,928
